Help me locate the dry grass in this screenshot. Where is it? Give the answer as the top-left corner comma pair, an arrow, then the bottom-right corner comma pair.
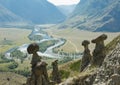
106,34 -> 120,53
15,60 -> 31,70
0,72 -> 26,85
45,28 -> 120,53
0,62 -> 12,70
0,28 -> 32,53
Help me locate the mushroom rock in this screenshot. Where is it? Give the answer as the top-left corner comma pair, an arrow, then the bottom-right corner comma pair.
27,43 -> 41,73
26,43 -> 49,85
26,61 -> 49,85
27,43 -> 39,54
80,40 -> 92,72
91,34 -> 107,66
51,60 -> 61,84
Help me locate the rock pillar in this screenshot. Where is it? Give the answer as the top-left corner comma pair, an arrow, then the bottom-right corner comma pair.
80,40 -> 92,72
91,34 -> 107,66
51,60 -> 61,84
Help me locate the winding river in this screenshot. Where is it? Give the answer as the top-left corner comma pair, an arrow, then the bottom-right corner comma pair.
5,26 -> 65,59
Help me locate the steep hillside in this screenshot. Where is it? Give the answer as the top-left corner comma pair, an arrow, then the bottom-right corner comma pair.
106,34 -> 120,53
0,0 -> 66,24
93,36 -> 120,85
59,35 -> 120,85
59,0 -> 120,32
0,4 -> 27,27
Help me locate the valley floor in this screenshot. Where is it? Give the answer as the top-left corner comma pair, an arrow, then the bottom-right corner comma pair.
0,28 -> 32,53
45,28 -> 120,53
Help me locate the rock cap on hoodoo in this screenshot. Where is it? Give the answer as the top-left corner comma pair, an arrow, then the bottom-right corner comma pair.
27,43 -> 39,54
52,60 -> 58,66
92,34 -> 107,43
82,40 -> 90,46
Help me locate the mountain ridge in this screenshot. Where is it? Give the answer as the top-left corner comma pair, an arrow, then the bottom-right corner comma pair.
59,0 -> 120,32
0,0 -> 66,24
0,4 -> 28,27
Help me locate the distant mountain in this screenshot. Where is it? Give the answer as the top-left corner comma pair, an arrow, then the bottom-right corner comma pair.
0,0 -> 66,24
0,4 -> 27,27
57,4 -> 76,16
59,0 -> 120,32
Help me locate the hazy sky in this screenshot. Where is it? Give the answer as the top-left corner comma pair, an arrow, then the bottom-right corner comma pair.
47,0 -> 80,5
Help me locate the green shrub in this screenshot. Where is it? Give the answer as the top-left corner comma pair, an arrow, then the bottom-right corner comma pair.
38,40 -> 58,52
0,54 -> 14,63
15,69 -> 30,77
59,70 -> 70,79
10,50 -> 27,62
59,57 -> 73,64
70,60 -> 81,72
0,60 -> 13,63
8,62 -> 18,69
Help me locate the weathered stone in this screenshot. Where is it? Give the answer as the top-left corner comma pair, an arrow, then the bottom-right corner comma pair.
26,77 -> 35,85
84,73 -> 97,85
34,61 -> 50,85
59,78 -> 74,85
27,43 -> 41,72
26,43 -> 50,85
93,42 -> 120,85
51,60 -> 61,84
59,35 -> 120,85
26,61 -> 49,85
26,43 -> 40,85
107,74 -> 120,85
80,40 -> 92,72
27,43 -> 39,54
117,66 -> 120,75
91,34 -> 107,66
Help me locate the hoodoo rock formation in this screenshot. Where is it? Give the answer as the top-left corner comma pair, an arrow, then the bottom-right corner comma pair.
25,34 -> 120,85
93,43 -> 120,85
80,40 -> 92,72
51,60 -> 61,84
26,43 -> 50,85
34,61 -> 49,85
26,43 -> 62,85
92,34 -> 107,66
